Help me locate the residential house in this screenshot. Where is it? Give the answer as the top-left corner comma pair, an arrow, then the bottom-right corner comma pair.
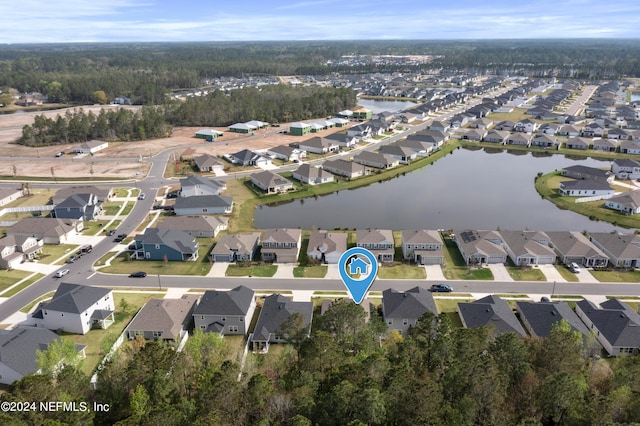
52,186 -> 113,205
565,137 -> 591,150
592,139 -> 619,152
604,190 -> 640,215
193,286 -> 256,335
261,228 -> 302,263
538,123 -> 560,134
307,230 -> 347,264
7,217 -> 82,245
134,228 -> 199,261
347,123 -> 372,140
378,145 -> 418,164
620,140 -> 640,154
506,132 -> 532,147
458,295 -> 526,337
607,128 -> 630,140
322,159 -> 366,180
463,128 -> 487,141
226,149 -> 271,168
430,121 -> 450,132
173,195 -> 233,215
561,165 -> 614,183
53,193 -> 102,221
157,215 -> 228,238
250,170 -> 294,193
356,229 -> 395,262
401,230 -> 444,265
0,327 -> 85,385
395,139 -> 434,156
575,299 -> 640,356
228,122 -> 256,134
292,164 -> 334,185
289,122 -> 312,136
483,130 -> 509,144
530,133 -> 558,148
125,296 -> 198,342
298,137 -> 339,155
328,117 -> 349,127
194,154 -> 225,174
336,110 -> 354,120
558,179 -> 614,197
582,122 -> 605,137
382,287 -> 437,335
211,232 -> 261,262
499,230 -> 556,266
0,235 -> 42,270
194,129 -> 224,140
453,230 -> 507,265
516,301 -> 595,343
323,132 -> 358,148
32,283 -> 114,335
493,121 -> 515,131
557,125 -> 582,137
0,187 -> 24,207
251,294 -> 313,353
267,145 -> 306,162
611,159 -> 640,180
353,151 -> 399,169
589,232 -> 640,268
514,119 -> 539,133
71,140 -> 108,155
179,175 -> 226,197
545,231 -> 608,267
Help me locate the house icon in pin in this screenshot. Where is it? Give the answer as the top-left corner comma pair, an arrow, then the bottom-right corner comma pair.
348,256 -> 369,275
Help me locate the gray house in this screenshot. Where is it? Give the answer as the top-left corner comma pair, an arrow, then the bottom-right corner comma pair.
126,295 -> 199,342
251,294 -> 313,353
516,301 -> 596,344
53,193 -> 101,221
545,231 -> 608,267
458,295 -> 526,337
322,159 -> 367,180
307,230 -> 347,264
193,286 -> 256,335
292,164 -> 334,185
356,229 -> 395,262
382,287 -> 437,335
173,195 -> 233,215
589,232 -> 640,268
134,228 -> 199,262
353,151 -> 399,169
575,299 -> 640,356
156,215 -> 228,238
211,232 -> 261,262
194,154 -> 225,173
7,217 -> 82,245
453,230 -> 507,265
250,171 -> 294,193
261,228 -> 302,263
180,175 -> 226,197
401,230 -> 444,265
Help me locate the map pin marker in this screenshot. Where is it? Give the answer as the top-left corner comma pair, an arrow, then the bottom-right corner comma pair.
338,247 -> 378,304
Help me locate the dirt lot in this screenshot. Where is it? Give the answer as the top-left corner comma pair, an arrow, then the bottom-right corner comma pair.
0,106 -> 355,179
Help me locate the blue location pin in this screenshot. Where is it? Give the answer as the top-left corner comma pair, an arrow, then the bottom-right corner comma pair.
338,247 -> 378,304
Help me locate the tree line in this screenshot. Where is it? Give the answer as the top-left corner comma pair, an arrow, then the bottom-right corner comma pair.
17,85 -> 356,145
2,299 -> 640,425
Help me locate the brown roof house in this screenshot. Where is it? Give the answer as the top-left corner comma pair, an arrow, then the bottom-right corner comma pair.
261,229 -> 302,264
250,171 -> 294,193
7,217 -> 82,245
125,295 -> 199,343
211,232 -> 261,263
307,230 -> 348,264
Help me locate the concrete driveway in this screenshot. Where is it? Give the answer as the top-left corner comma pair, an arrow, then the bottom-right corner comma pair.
576,268 -> 599,283
272,264 -> 293,278
424,265 -> 446,281
207,262 -> 229,277
487,264 -> 513,281
537,264 -> 567,283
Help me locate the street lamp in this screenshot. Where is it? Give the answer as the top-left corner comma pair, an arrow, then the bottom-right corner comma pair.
157,273 -> 161,291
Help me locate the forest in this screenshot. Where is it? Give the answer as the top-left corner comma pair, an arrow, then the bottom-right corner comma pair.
2,299 -> 640,426
16,85 -> 357,145
2,40 -> 640,106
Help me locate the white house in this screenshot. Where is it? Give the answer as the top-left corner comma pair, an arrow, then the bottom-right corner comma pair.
605,190 -> 640,215
71,140 -> 108,155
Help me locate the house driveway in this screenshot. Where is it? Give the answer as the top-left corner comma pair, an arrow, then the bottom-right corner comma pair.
207,262 -> 229,277
487,263 -> 513,281
424,265 -> 446,281
576,269 -> 599,283
272,264 -> 293,278
537,264 -> 566,283
325,264 -> 342,279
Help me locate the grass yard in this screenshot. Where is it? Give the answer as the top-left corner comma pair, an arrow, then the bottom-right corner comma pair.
486,108 -> 531,123
590,269 -> 640,283
377,264 -> 426,279
3,188 -> 55,209
554,265 -> 580,282
0,273 -> 44,297
441,237 -> 494,280
226,264 -> 278,277
82,220 -> 113,236
94,251 -> 119,267
507,267 -> 547,281
293,265 -> 328,278
64,292 -> 163,376
113,187 -> 134,197
0,270 -> 34,294
38,244 -> 78,264
435,298 -> 474,313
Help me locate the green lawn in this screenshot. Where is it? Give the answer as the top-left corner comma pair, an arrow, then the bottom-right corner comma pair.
114,187 -> 133,197
94,251 -> 119,267
590,269 -> 640,283
507,267 -> 547,281
65,292 -> 163,375
102,201 -> 123,216
435,298 -> 474,313
377,264 -> 426,279
226,264 -> 278,277
0,270 -> 34,293
293,265 -> 328,278
82,220 -> 113,236
37,244 -> 78,264
0,273 -> 44,297
554,265 -> 580,282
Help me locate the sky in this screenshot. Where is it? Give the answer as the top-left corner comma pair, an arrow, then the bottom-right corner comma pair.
2,0 -> 640,43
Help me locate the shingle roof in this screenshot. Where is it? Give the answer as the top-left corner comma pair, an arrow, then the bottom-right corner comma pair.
382,287 -> 437,321
126,296 -> 198,340
43,283 -> 112,315
251,294 -> 313,342
576,299 -> 640,349
135,228 -> 198,254
516,301 -> 591,338
173,195 -> 232,210
458,295 -> 526,336
193,286 -> 255,316
0,327 -> 62,376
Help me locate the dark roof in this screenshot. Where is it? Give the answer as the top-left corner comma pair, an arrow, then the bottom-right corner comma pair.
43,283 -> 112,315
458,295 -> 526,336
559,179 -> 612,191
516,301 -> 591,338
135,227 -> 198,254
0,327 -> 62,376
251,294 -> 313,343
576,299 -> 640,348
382,287 -> 437,320
193,286 -> 255,317
173,195 -> 232,209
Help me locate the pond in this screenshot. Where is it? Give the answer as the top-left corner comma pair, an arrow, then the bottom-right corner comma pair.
254,147 -> 623,232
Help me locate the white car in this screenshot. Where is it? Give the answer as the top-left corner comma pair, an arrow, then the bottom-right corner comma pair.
569,262 -> 581,273
55,269 -> 70,278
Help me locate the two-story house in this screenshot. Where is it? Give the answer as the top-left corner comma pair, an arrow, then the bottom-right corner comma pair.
261,228 -> 302,264
193,286 -> 256,335
356,229 -> 395,262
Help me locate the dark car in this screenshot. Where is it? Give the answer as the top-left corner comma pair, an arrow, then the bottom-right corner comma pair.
114,233 -> 127,242
431,283 -> 453,293
129,271 -> 147,278
106,229 -> 116,236
167,192 -> 178,199
66,254 -> 79,264
152,205 -> 164,210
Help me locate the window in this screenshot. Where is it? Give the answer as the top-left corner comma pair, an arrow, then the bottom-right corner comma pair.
152,331 -> 163,338
239,318 -> 244,322
403,319 -> 409,326
222,317 -> 226,322
229,326 -> 238,333
155,244 -> 160,250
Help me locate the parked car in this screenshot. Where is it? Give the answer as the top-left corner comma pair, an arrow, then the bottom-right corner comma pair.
129,271 -> 147,278
106,229 -> 116,236
152,205 -> 164,210
55,268 -> 70,278
80,244 -> 92,254
569,262 -> 581,273
66,254 -> 79,264
166,192 -> 178,199
55,151 -> 65,157
430,283 -> 453,293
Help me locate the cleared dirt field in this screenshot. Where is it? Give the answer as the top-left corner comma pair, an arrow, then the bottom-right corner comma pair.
0,105 -> 355,179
